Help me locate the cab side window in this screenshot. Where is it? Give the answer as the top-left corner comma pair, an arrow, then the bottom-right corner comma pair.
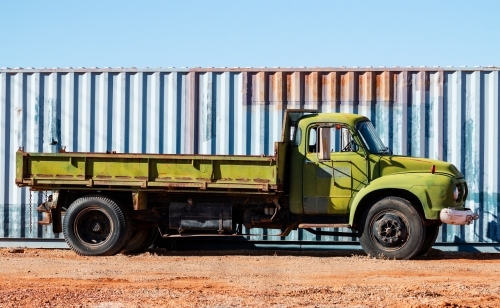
308,125 -> 357,153
335,125 -> 358,153
308,127 -> 318,152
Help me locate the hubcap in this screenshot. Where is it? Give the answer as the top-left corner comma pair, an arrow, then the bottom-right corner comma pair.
371,213 -> 408,247
74,207 -> 113,246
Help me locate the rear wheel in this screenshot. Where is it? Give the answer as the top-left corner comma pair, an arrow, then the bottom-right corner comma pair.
359,197 -> 425,260
122,226 -> 158,254
63,195 -> 131,256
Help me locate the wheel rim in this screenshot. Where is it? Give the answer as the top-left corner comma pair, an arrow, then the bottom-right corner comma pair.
73,206 -> 114,247
369,210 -> 410,252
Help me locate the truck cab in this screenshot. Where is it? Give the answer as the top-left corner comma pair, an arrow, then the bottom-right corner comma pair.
281,110 -> 476,259
288,113 -> 371,215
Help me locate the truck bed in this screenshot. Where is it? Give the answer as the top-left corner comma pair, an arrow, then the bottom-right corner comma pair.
15,150 -> 280,194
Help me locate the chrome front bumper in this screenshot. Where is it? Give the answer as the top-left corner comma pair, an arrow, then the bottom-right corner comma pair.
440,208 -> 479,225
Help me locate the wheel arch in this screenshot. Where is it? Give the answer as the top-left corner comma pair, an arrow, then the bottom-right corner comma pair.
350,188 -> 424,230
63,191 -> 133,209
52,190 -> 133,234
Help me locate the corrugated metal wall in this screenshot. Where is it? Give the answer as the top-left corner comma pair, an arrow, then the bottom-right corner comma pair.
1,67 -> 499,245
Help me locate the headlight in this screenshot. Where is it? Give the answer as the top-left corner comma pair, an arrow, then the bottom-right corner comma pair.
453,186 -> 459,201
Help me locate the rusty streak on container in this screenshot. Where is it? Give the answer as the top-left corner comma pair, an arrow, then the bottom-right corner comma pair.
268,72 -> 284,106
249,71 -> 266,104
340,72 -> 357,107
287,72 -> 304,108
359,71 -> 373,105
321,72 -> 340,111
304,72 -> 321,109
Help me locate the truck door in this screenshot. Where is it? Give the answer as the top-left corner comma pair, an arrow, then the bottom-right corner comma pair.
302,124 -> 368,215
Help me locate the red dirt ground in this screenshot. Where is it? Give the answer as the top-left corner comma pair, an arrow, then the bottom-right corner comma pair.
0,248 -> 499,307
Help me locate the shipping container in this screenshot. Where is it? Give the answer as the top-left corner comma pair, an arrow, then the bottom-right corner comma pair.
1,67 -> 499,248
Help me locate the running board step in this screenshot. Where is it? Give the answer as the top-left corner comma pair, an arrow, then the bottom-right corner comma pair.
298,223 -> 350,229
301,226 -> 360,238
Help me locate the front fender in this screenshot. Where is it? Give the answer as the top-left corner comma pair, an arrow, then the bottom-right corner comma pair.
349,173 -> 457,225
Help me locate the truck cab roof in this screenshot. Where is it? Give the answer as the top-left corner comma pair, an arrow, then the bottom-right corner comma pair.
298,112 -> 369,128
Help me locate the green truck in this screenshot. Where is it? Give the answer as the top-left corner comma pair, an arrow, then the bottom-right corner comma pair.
15,110 -> 477,259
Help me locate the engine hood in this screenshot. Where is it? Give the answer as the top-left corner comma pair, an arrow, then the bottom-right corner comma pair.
379,156 -> 463,178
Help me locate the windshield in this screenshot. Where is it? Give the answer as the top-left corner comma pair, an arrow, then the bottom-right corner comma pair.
356,121 -> 389,154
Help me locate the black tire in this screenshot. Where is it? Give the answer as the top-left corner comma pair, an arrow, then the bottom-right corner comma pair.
416,224 -> 440,256
359,197 -> 425,260
63,195 -> 131,256
122,226 -> 158,254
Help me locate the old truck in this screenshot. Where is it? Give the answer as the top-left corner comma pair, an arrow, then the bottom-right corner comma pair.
15,110 -> 478,259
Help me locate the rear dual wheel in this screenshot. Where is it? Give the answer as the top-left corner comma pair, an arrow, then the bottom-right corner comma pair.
122,226 -> 158,254
359,197 -> 425,260
63,196 -> 132,256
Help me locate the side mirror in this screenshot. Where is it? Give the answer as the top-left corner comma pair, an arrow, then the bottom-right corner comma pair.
318,127 -> 331,161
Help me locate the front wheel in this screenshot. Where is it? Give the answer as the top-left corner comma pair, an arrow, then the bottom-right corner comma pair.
63,195 -> 131,256
359,197 -> 425,260
415,224 -> 440,256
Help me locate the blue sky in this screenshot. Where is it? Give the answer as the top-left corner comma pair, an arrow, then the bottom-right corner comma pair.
0,0 -> 498,68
